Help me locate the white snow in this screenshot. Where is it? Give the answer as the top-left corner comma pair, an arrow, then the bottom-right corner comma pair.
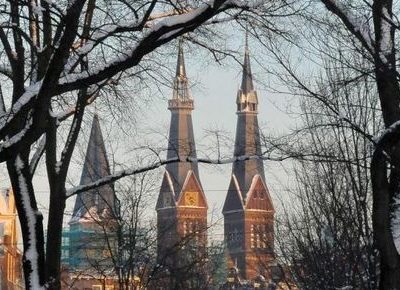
15,156 -> 45,289
159,28 -> 184,41
67,153 -> 267,198
0,118 -> 33,150
380,7 -> 393,54
55,161 -> 62,175
373,119 -> 400,144
165,170 -> 176,196
29,136 -> 46,174
0,81 -> 41,131
31,2 -> 45,17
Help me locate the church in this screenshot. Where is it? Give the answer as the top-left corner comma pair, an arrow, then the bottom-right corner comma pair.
61,36 -> 276,289
156,36 -> 276,287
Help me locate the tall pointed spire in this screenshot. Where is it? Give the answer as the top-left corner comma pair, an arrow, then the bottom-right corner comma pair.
226,31 -> 266,203
241,30 -> 254,94
176,38 -> 186,78
161,38 -> 200,198
172,39 -> 191,101
156,39 -> 208,285
237,31 -> 258,113
223,30 -> 275,282
70,114 -> 116,223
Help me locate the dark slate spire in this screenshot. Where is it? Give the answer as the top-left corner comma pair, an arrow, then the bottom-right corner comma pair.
231,34 -> 265,201
161,40 -> 201,198
70,114 -> 117,223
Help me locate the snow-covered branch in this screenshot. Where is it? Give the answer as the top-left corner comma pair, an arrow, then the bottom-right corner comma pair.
0,117 -> 33,152
66,147 -> 361,199
0,82 -> 42,157
66,153 -> 269,197
29,136 -> 46,175
56,0 -> 261,94
373,119 -> 400,148
0,0 -> 262,163
320,0 -> 374,54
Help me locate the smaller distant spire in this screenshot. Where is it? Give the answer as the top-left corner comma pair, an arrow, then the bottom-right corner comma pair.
70,114 -> 117,224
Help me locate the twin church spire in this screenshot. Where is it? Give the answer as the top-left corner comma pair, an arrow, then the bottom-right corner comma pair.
156,40 -> 208,287
157,35 -> 275,283
224,34 -> 275,281
70,34 -> 274,285
162,39 -> 200,198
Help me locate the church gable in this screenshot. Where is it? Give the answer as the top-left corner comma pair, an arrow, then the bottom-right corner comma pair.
156,171 -> 176,210
244,175 -> 274,211
176,170 -> 207,208
222,175 -> 244,213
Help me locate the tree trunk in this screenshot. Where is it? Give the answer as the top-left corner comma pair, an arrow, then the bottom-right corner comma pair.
7,154 -> 46,289
371,147 -> 400,290
45,184 -> 66,290
371,1 -> 400,287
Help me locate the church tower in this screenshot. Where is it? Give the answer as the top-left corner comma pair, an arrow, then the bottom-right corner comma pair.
156,41 -> 208,287
68,114 -> 118,269
222,35 -> 275,280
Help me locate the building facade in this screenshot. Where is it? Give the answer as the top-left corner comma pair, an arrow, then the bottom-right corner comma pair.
222,37 -> 275,281
155,41 -> 208,288
0,188 -> 23,290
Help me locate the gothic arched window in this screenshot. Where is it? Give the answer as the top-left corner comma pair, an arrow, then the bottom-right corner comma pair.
251,224 -> 255,248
